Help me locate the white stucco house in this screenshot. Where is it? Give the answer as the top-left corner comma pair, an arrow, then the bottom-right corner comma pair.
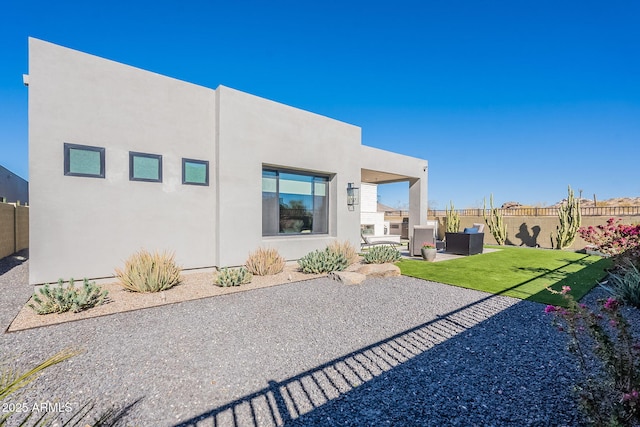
26,38 -> 428,285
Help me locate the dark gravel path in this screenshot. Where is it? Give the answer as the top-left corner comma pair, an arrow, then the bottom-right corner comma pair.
1,253 -> 586,426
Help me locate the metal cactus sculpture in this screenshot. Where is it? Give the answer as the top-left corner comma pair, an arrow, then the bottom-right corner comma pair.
483,194 -> 507,245
551,185 -> 581,249
445,200 -> 460,232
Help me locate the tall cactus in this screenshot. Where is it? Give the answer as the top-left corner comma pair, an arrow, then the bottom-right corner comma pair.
483,194 -> 507,245
551,185 -> 581,249
445,200 -> 460,232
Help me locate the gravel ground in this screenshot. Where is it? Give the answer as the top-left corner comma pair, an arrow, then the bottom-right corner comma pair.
0,252 -> 623,426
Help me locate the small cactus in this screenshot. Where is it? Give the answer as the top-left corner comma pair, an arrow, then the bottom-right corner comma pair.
445,201 -> 460,233
483,194 -> 507,245
298,248 -> 348,274
215,267 -> 253,287
551,185 -> 581,249
362,245 -> 402,264
29,278 -> 109,314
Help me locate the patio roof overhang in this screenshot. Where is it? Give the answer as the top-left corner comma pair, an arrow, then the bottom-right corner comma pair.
361,168 -> 411,184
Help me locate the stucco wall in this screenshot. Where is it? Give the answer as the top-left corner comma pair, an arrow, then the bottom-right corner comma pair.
28,38 -> 429,283
360,183 -> 377,213
438,215 -> 640,250
29,38 -> 216,284
215,86 -> 363,265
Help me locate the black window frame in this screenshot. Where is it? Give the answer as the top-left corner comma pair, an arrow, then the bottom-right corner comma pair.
129,151 -> 163,183
262,167 -> 330,237
182,158 -> 209,186
63,143 -> 105,178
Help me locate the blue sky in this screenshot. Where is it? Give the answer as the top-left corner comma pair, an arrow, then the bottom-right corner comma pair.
1,1 -> 638,209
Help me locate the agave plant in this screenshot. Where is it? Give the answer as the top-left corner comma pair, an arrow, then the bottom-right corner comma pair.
115,249 -> 181,293
245,247 -> 285,276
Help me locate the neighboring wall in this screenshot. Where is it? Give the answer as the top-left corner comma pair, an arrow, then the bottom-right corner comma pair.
0,165 -> 29,204
29,38 -> 216,284
435,215 -> 640,250
0,202 -> 29,259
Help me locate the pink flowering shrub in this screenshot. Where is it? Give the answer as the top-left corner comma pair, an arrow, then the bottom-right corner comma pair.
578,218 -> 640,257
546,286 -> 640,426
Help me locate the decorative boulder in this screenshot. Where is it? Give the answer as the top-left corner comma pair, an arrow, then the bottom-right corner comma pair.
329,271 -> 367,285
356,263 -> 401,277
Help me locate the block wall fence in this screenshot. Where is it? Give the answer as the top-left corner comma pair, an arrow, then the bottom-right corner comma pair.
433,214 -> 640,250
0,202 -> 29,259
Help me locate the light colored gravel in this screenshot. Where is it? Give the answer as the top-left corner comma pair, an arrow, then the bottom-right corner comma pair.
9,264 -> 323,331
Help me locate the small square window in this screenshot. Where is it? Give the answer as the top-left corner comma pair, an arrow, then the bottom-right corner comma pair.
182,158 -> 209,186
130,152 -> 162,182
64,143 -> 105,178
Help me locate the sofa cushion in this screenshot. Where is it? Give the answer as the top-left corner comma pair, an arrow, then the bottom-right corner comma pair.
463,227 -> 478,234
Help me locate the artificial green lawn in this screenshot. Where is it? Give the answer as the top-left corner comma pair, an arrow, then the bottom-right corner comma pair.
398,245 -> 613,306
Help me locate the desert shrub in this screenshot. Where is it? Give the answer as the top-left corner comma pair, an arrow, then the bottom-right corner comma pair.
546,287 -> 640,426
605,261 -> 640,308
215,267 -> 253,287
298,248 -> 348,274
362,245 -> 401,264
578,218 -> 640,257
327,240 -> 359,266
29,278 -> 109,315
245,247 -> 285,276
115,249 -> 181,292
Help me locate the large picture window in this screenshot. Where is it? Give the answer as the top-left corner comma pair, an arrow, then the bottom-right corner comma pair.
64,143 -> 105,178
262,169 -> 329,236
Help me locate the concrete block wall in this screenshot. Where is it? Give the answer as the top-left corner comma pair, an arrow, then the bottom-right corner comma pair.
0,203 -> 14,258
15,205 -> 29,251
0,203 -> 29,259
437,215 -> 640,250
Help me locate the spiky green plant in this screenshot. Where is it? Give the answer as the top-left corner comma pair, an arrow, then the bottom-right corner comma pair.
445,201 -> 460,233
362,245 -> 402,264
327,240 -> 360,266
115,249 -> 181,293
245,247 -> 285,276
298,248 -> 348,274
551,185 -> 582,249
28,278 -> 109,315
604,260 -> 640,308
1,348 -> 81,426
215,267 -> 253,287
483,194 -> 507,245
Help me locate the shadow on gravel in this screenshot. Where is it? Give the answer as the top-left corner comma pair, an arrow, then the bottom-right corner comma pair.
174,294 -> 579,426
0,249 -> 28,276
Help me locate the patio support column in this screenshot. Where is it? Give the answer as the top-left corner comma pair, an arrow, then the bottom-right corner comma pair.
408,165 -> 428,235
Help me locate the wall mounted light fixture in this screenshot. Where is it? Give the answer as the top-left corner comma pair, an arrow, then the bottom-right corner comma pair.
346,182 -> 359,211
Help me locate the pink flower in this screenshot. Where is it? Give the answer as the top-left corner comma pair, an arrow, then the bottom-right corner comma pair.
604,297 -> 619,311
561,286 -> 571,295
544,305 -> 557,314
